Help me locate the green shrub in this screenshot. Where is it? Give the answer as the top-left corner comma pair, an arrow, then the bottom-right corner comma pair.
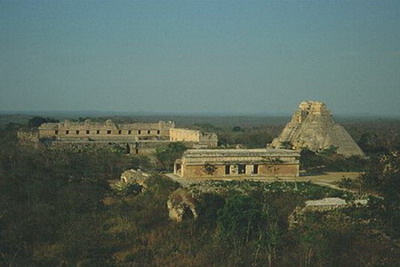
338,177 -> 354,189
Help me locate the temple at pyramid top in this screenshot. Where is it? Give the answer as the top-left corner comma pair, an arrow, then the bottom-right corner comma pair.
270,101 -> 365,157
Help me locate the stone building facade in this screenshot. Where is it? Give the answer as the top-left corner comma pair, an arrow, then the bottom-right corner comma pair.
38,119 -> 175,141
174,149 -> 300,179
34,119 -> 218,154
170,128 -> 218,148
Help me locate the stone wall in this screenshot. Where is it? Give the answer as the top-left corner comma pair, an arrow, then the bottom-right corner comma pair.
170,128 -> 218,148
170,128 -> 200,142
17,129 -> 40,147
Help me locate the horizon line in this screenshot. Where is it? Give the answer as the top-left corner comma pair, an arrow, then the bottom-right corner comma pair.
1,109 -> 400,119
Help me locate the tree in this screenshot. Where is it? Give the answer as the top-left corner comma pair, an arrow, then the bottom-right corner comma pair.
217,195 -> 263,246
27,116 -> 59,128
358,132 -> 389,155
279,141 -> 292,149
232,126 -> 243,132
320,145 -> 338,156
155,142 -> 187,171
300,148 -> 325,172
361,151 -> 400,235
196,193 -> 225,228
202,163 -> 216,175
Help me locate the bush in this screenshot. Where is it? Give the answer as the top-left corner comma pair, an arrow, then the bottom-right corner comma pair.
301,148 -> 368,172
113,182 -> 143,197
155,142 -> 187,171
338,177 -> 354,189
217,195 -> 263,245
27,116 -> 59,128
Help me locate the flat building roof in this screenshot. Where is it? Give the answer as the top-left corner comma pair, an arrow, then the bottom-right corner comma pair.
182,148 -> 299,158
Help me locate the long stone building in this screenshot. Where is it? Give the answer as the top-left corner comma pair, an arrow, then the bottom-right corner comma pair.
38,119 -> 174,141
271,101 -> 365,157
174,149 -> 300,179
21,119 -> 218,154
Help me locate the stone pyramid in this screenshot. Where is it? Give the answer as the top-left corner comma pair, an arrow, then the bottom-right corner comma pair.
271,101 -> 365,157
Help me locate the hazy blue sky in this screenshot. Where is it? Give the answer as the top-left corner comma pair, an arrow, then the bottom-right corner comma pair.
1,0 -> 399,116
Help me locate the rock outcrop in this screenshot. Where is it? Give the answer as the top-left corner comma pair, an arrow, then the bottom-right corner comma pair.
271,101 -> 365,157
167,189 -> 198,222
121,169 -> 149,184
120,169 -> 149,192
17,129 -> 40,147
288,197 -> 368,229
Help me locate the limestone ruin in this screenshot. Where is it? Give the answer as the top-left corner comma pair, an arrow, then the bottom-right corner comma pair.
20,119 -> 218,154
174,148 -> 300,179
167,188 -> 198,222
288,197 -> 368,229
271,101 -> 365,157
120,169 -> 149,188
